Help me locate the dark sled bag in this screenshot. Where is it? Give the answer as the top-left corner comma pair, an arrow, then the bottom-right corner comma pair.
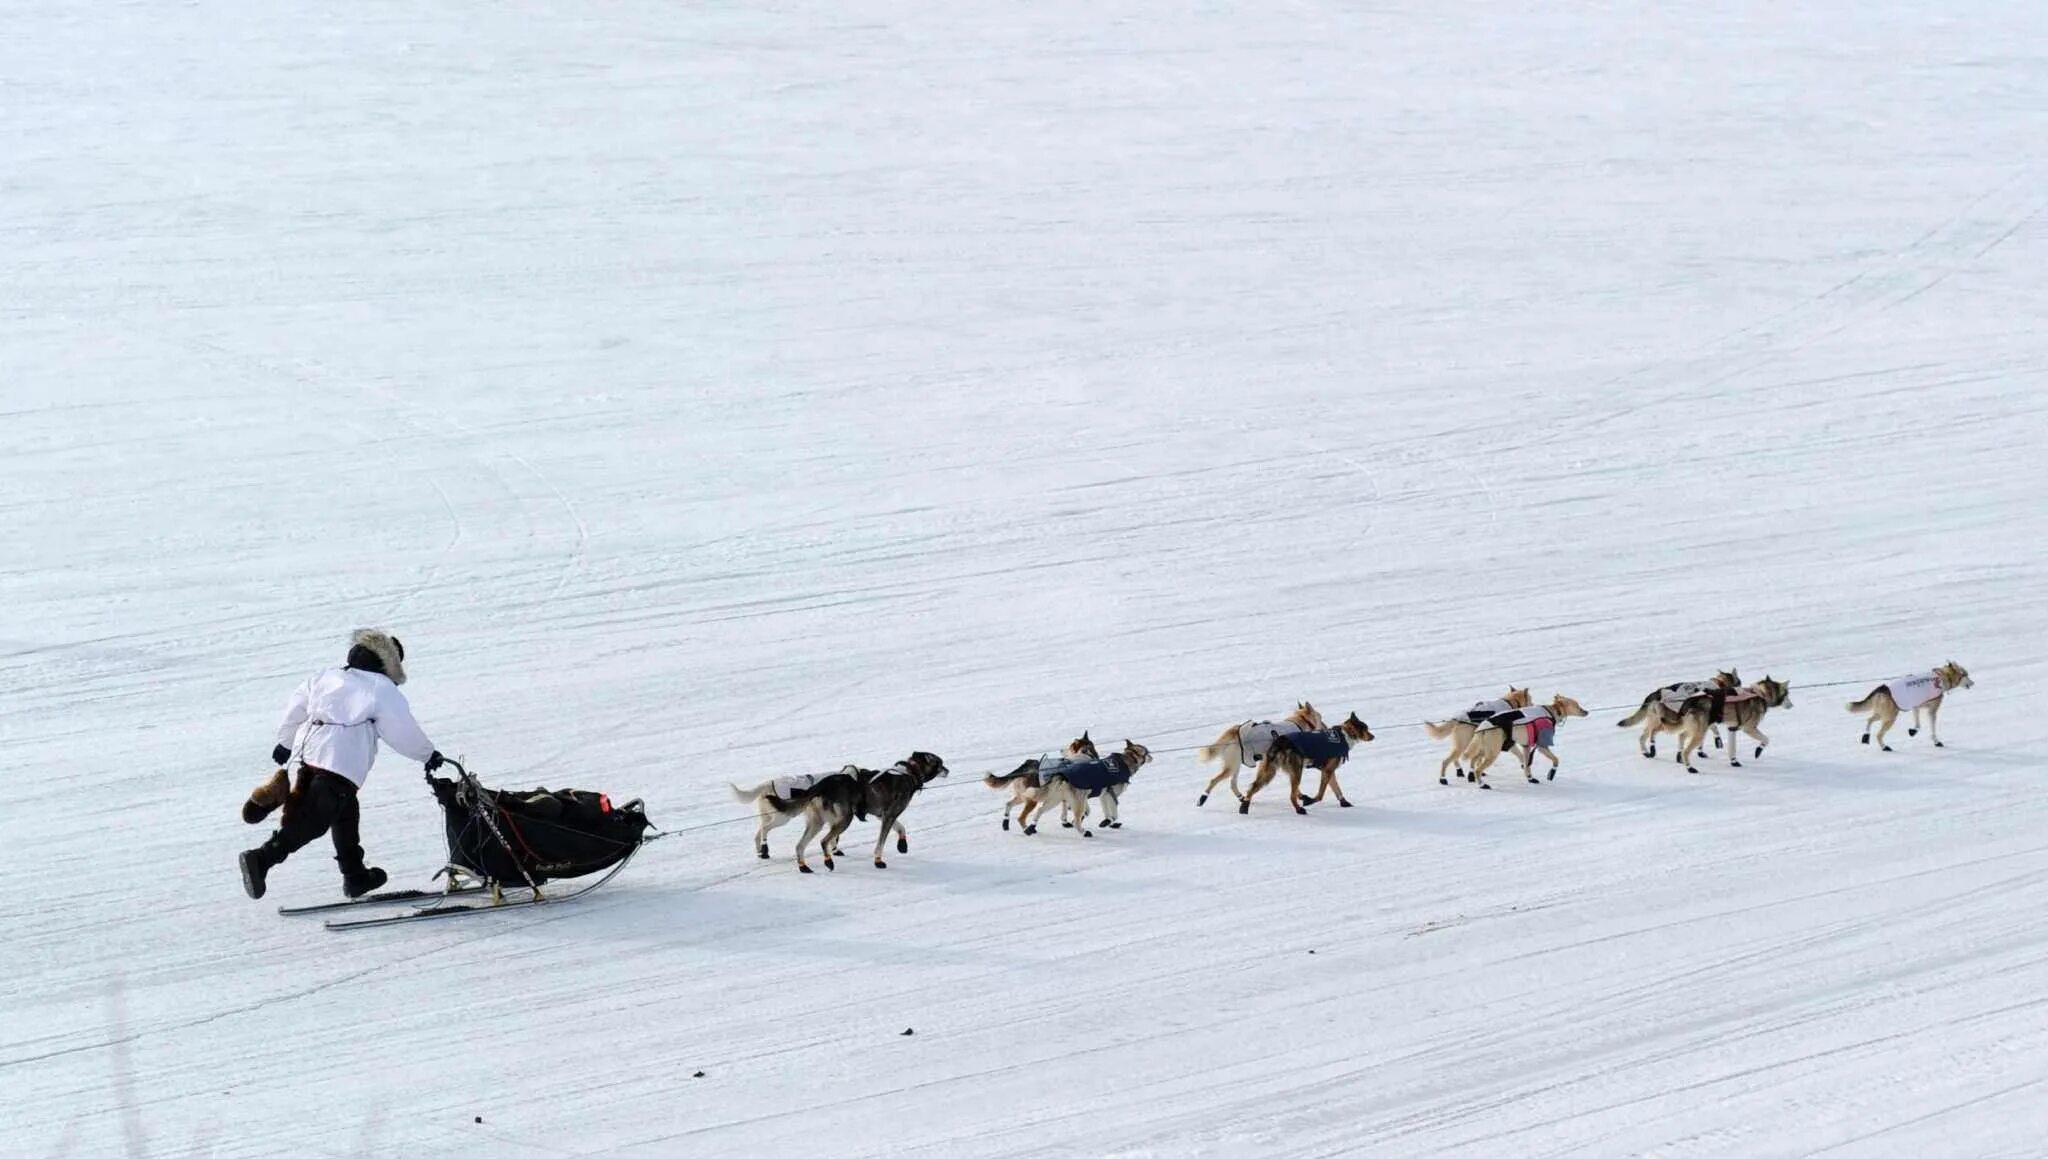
429,770 -> 652,886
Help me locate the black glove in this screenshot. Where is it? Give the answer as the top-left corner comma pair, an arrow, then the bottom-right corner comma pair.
271,744 -> 292,766
424,751 -> 445,772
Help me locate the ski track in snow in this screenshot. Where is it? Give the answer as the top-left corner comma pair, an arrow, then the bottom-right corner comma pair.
5,2 -> 2048,1156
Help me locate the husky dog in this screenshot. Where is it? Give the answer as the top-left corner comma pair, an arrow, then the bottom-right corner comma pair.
983,733 -> 1100,832
788,751 -> 949,873
1615,670 -> 1741,759
1421,687 -> 1532,785
1033,740 -> 1154,837
1671,677 -> 1792,773
731,766 -> 860,861
1848,662 -> 1973,751
1463,695 -> 1589,787
1195,702 -> 1325,807
1241,714 -> 1374,814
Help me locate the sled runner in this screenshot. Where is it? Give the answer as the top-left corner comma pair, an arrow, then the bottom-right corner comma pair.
320,759 -> 657,930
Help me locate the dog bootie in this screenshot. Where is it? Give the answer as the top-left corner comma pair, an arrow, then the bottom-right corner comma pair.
241,768 -> 291,825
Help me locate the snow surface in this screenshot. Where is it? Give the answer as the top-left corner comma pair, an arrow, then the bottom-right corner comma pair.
6,2 -> 2048,1156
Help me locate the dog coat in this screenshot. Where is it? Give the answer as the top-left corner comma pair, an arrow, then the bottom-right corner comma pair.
1655,683 -> 1707,712
1487,707 -> 1557,751
1280,728 -> 1352,763
1239,720 -> 1305,764
1039,753 -> 1133,797
1459,698 -> 1517,724
1884,672 -> 1946,711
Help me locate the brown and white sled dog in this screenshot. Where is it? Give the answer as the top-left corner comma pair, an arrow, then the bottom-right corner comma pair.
1614,669 -> 1741,759
1421,687 -> 1531,785
1195,702 -> 1324,807
732,766 -> 860,861
1462,695 -> 1589,787
983,732 -> 1099,832
1240,713 -> 1374,814
779,752 -> 950,873
1671,677 -> 1792,773
1847,662 -> 1972,751
1035,740 -> 1154,837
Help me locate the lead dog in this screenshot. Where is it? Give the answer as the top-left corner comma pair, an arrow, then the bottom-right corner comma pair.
1847,662 -> 1972,751
1462,695 -> 1589,787
1195,702 -> 1325,806
1033,740 -> 1154,837
1421,687 -> 1532,785
983,732 -> 1099,832
1672,677 -> 1792,773
787,751 -> 950,873
1615,669 -> 1741,759
1240,713 -> 1374,815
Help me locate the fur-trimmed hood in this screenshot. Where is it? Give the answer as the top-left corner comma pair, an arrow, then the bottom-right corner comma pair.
349,628 -> 407,686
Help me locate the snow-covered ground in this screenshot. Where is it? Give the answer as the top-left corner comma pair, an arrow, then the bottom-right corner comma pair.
6,2 -> 2048,1155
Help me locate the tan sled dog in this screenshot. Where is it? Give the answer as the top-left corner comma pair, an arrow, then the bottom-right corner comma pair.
1421,687 -> 1532,785
1241,714 -> 1374,814
1615,670 -> 1741,760
983,733 -> 1099,831
1196,702 -> 1325,807
1848,662 -> 1972,751
1035,740 -> 1154,837
1463,695 -> 1589,787
1672,677 -> 1792,773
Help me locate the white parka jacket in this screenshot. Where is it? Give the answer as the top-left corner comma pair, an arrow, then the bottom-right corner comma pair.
276,666 -> 437,787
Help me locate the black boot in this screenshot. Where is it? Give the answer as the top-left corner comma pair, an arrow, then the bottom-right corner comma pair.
240,848 -> 272,900
342,865 -> 388,899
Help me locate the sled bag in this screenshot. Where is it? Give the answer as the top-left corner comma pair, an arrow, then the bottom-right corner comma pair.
430,774 -> 651,886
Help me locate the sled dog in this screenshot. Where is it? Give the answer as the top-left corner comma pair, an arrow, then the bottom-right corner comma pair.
1670,677 -> 1792,773
1615,670 -> 1741,759
1847,662 -> 1972,751
1240,713 -> 1374,814
1421,687 -> 1532,784
1463,695 -> 1589,787
787,751 -> 950,873
731,766 -> 859,861
1196,702 -> 1325,806
1033,740 -> 1154,837
983,732 -> 1100,832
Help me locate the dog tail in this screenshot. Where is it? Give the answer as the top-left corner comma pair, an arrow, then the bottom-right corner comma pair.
984,769 -> 1031,788
1846,689 -> 1882,713
729,781 -> 769,804
1422,719 -> 1461,741
1197,727 -> 1240,764
1617,695 -> 1654,727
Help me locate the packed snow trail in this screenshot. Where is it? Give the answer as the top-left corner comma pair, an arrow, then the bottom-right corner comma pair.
5,1 -> 2048,1156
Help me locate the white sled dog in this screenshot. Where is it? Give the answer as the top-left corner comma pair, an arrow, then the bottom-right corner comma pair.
732,766 -> 859,861
1421,687 -> 1532,785
1847,662 -> 1972,751
1195,702 -> 1324,807
1615,669 -> 1741,759
1462,695 -> 1589,787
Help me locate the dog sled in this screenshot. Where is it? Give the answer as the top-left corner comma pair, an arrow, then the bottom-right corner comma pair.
292,759 -> 659,930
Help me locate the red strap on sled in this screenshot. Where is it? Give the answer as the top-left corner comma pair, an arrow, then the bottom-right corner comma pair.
599,793 -> 612,813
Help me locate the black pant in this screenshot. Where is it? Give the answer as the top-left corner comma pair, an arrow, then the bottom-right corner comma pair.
256,767 -> 368,878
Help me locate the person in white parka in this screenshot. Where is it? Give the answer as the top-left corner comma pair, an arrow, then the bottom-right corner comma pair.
238,629 -> 447,901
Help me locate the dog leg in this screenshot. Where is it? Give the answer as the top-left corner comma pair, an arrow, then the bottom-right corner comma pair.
894,819 -> 910,855
794,809 -> 826,874
1874,708 -> 1897,752
1909,705 -> 1921,738
1928,699 -> 1945,748
1198,761 -> 1237,807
